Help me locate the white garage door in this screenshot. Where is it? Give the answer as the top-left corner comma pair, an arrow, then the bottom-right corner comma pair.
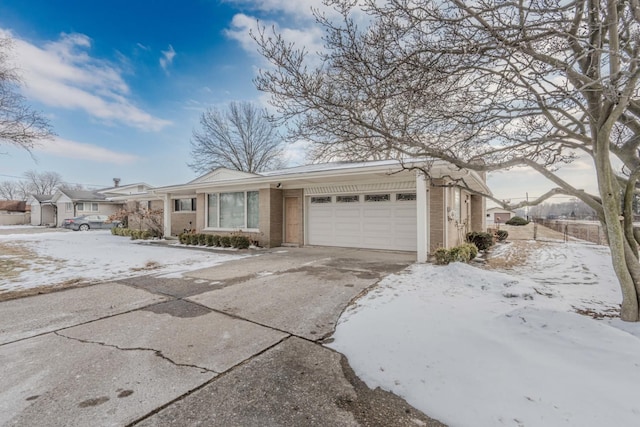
307,193 -> 417,251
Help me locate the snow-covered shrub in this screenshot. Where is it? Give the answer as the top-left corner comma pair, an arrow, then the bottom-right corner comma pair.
232,235 -> 250,249
434,248 -> 451,265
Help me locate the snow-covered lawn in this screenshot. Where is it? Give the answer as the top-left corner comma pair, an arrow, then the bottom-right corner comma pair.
329,241 -> 640,427
0,230 -> 245,294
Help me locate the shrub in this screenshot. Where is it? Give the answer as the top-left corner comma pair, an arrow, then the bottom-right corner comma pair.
233,235 -> 250,249
466,231 -> 494,250
179,233 -> 189,244
433,248 -> 451,265
206,234 -> 215,246
189,234 -> 200,245
220,235 -> 231,247
198,233 -> 207,245
495,229 -> 509,241
448,245 -> 471,263
464,243 -> 478,260
111,227 -> 119,235
211,235 -> 221,247
505,216 -> 529,226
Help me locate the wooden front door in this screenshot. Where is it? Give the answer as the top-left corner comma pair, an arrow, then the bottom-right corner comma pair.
285,197 -> 300,244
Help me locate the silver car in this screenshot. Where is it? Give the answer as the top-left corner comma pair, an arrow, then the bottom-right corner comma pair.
62,215 -> 122,231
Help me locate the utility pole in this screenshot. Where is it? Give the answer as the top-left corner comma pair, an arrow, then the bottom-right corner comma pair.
526,192 -> 529,221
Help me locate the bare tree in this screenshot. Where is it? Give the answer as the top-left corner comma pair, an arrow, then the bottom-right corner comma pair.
23,170 -> 62,195
255,1 -> 640,321
0,180 -> 30,200
188,101 -> 285,174
0,37 -> 53,151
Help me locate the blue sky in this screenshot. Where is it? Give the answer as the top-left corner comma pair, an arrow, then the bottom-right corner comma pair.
0,0 -> 317,189
0,0 -> 598,203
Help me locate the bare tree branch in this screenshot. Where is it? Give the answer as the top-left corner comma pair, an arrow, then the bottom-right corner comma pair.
188,101 -> 286,174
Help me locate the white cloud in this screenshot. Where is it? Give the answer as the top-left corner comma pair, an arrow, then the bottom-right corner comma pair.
225,13 -> 326,61
159,44 -> 176,72
224,0 -> 327,19
0,29 -> 171,132
35,136 -> 139,165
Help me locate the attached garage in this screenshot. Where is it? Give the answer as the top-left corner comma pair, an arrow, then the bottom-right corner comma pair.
307,192 -> 418,251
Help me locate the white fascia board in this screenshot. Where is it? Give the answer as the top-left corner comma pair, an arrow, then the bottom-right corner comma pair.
153,160 -> 486,195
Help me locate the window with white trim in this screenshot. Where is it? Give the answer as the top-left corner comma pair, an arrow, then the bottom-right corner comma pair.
65,203 -> 72,212
76,202 -> 84,211
207,191 -> 259,229
91,203 -> 99,212
174,198 -> 196,212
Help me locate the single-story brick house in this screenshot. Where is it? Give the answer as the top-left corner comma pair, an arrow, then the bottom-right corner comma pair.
153,159 -> 490,262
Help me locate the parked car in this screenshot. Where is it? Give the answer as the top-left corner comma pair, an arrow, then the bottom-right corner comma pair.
62,215 -> 122,231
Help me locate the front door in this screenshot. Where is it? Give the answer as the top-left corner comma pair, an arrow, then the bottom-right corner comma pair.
285,197 -> 300,244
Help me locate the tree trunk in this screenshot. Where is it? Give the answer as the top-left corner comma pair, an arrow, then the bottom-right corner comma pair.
595,138 -> 640,321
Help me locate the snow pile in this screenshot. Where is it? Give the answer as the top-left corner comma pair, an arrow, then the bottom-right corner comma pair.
329,242 -> 640,427
0,230 -> 246,292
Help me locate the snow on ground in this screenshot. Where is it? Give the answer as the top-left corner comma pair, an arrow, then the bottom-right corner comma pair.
329,241 -> 640,427
0,230 -> 246,292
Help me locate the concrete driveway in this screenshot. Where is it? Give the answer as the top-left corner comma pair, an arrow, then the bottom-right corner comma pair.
0,247 -> 445,426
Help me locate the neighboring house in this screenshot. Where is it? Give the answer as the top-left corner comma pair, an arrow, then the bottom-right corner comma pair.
0,200 -> 30,225
29,181 -> 155,227
486,207 -> 516,226
153,159 -> 490,262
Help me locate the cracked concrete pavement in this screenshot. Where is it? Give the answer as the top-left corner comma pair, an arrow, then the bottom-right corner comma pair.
0,246 -> 446,426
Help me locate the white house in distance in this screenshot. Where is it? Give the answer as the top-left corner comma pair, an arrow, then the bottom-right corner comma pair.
486,206 -> 516,226
152,159 -> 491,262
30,181 -> 154,227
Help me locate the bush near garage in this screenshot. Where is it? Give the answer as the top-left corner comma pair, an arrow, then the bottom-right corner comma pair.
433,243 -> 478,265
465,231 -> 495,251
505,216 -> 529,226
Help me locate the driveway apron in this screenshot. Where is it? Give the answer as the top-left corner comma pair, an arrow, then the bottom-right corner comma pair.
0,247 -> 445,426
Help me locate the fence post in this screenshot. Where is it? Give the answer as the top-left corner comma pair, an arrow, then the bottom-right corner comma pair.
533,222 -> 537,240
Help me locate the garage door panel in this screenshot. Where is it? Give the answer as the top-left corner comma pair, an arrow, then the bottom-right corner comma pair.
308,196 -> 418,252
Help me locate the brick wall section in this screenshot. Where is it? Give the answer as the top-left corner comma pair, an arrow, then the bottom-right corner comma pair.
172,211 -> 197,236
429,181 -> 445,251
259,188 -> 283,247
196,194 -> 206,231
260,188 -> 284,248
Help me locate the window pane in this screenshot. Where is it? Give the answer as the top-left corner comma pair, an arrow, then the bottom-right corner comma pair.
207,194 -> 218,227
220,192 -> 244,228
179,199 -> 192,211
92,203 -> 99,211
77,203 -> 84,211
247,191 -> 259,229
